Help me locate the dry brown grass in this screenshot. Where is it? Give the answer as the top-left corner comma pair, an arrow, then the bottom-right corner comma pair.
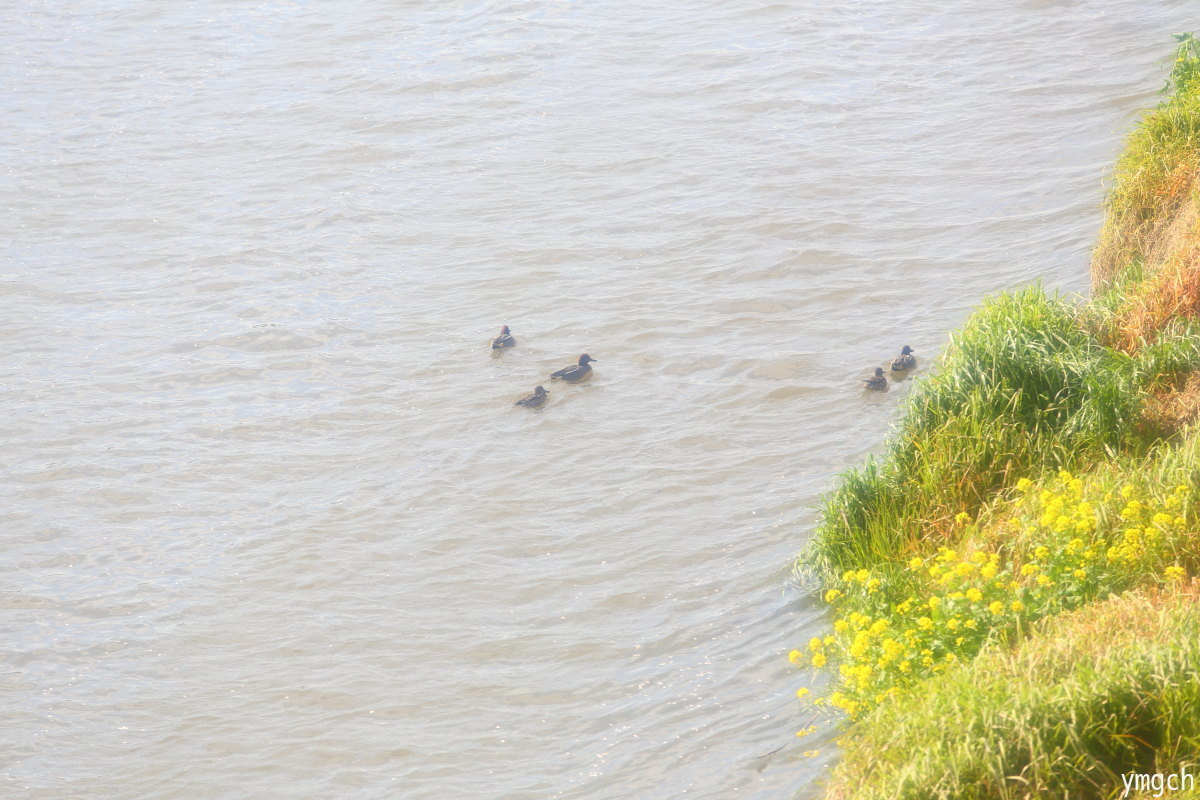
1102,222 -> 1200,351
1093,166 -> 1200,289
1140,370 -> 1200,437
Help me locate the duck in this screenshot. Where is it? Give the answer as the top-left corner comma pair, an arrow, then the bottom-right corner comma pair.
863,367 -> 888,390
550,353 -> 596,382
890,345 -> 916,371
491,325 -> 515,349
515,386 -> 548,408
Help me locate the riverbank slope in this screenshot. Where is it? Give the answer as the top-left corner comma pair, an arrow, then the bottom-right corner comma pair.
797,34 -> 1200,799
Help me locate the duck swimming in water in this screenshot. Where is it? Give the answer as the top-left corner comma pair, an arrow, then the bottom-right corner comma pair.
891,345 -> 916,371
550,353 -> 596,382
491,325 -> 515,349
863,367 -> 888,390
515,386 -> 548,408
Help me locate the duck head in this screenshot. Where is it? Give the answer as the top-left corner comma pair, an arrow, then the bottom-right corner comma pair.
534,386 -> 547,395
578,354 -> 596,365
500,325 -> 511,334
900,345 -> 913,355
874,367 -> 885,377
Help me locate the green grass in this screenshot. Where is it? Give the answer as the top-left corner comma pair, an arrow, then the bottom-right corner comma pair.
821,588 -> 1200,800
807,286 -> 1144,581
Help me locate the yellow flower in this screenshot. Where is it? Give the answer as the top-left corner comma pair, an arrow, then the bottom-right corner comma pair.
1073,568 -> 1087,579
824,588 -> 842,603
803,750 -> 821,758
908,556 -> 923,569
834,619 -> 848,633
917,616 -> 933,630
788,649 -> 803,664
1058,469 -> 1073,482
795,725 -> 816,737
966,587 -> 983,603
1034,546 -> 1049,560
866,577 -> 881,593
1121,501 -> 1143,520
954,512 -> 970,526
980,563 -> 998,580
849,636 -> 868,659
1016,478 -> 1033,492
927,597 -> 942,610
796,687 -> 810,699
855,568 -> 870,583
1011,600 -> 1025,613
1165,565 -> 1187,581
989,601 -> 1004,616
811,652 -> 827,668
965,618 -> 978,629
1021,564 -> 1039,576
947,617 -> 960,631
809,637 -> 823,652
1036,575 -> 1052,587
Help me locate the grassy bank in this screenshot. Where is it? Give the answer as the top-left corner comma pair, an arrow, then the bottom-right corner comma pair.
795,35 -> 1200,798
827,587 -> 1200,800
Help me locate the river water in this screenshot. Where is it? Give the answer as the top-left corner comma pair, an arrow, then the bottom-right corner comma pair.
2,1 -> 1195,798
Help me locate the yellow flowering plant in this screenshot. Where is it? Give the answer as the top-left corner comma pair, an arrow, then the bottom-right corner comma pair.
794,470 -> 1196,719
